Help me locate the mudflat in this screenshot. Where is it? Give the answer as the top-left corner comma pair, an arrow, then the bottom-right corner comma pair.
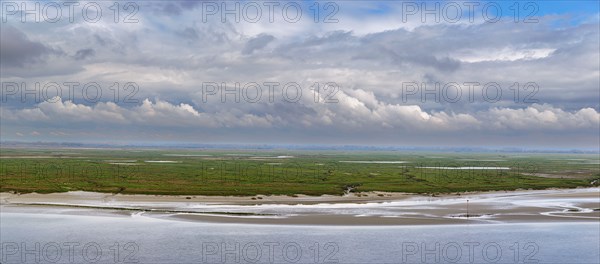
2,188 -> 598,225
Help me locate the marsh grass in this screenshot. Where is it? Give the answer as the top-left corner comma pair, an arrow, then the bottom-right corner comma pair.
1,148 -> 597,196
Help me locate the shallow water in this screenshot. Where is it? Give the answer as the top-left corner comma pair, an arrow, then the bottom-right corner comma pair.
339,161 -> 409,164
12,188 -> 595,219
416,166 -> 511,170
1,211 -> 598,263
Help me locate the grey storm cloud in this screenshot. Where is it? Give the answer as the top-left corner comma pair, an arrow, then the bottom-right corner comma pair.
73,49 -> 96,60
242,34 -> 275,55
0,25 -> 53,67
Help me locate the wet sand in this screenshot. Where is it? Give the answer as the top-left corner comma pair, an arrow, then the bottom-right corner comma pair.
1,188 -> 598,225
0,191 -> 415,205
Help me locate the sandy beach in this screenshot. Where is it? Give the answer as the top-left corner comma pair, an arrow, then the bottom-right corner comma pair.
1,188 -> 598,225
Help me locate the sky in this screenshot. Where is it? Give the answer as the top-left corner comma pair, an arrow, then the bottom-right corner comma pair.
0,0 -> 599,148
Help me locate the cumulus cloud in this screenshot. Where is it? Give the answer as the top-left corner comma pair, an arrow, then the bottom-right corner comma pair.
486,104 -> 600,130
2,95 -> 597,134
1,97 -> 276,129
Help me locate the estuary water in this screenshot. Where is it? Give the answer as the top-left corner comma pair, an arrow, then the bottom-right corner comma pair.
1,211 -> 598,264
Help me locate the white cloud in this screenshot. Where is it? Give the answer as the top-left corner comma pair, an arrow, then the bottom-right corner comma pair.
487,104 -> 600,130
455,48 -> 556,63
3,95 -> 597,134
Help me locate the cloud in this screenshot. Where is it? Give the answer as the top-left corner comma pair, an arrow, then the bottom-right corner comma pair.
242,34 -> 275,55
0,25 -> 53,67
0,2 -> 598,147
177,27 -> 200,40
1,97 -> 275,129
3,94 -> 597,134
486,104 -> 600,130
73,49 -> 96,60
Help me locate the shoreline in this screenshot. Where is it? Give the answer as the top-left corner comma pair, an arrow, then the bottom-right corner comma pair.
1,186 -> 595,205
1,187 -> 599,226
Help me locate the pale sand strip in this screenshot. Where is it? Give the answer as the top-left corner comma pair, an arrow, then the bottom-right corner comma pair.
3,188 -> 598,205
1,188 -> 598,226
0,191 -> 417,205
